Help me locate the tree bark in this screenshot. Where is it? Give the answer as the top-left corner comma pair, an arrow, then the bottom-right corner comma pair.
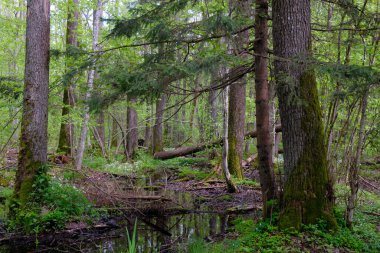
346,91 -> 368,228
222,87 -> 238,193
227,0 -> 250,180
144,103 -> 153,150
111,114 -> 119,148
255,0 -> 277,218
75,0 -> 102,170
273,0 -> 336,230
14,0 -> 50,207
57,0 -> 79,156
126,96 -> 138,159
152,93 -> 167,154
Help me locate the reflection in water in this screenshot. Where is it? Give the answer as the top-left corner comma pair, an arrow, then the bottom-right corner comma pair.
0,172 -> 258,253
92,212 -> 246,253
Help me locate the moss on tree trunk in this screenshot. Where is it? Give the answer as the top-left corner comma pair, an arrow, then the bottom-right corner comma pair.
279,71 -> 337,230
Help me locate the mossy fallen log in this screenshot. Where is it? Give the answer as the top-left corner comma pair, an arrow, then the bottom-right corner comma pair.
154,125 -> 281,160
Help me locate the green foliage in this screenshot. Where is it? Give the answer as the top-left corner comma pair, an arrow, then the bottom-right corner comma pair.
7,173 -> 95,233
126,219 -> 138,253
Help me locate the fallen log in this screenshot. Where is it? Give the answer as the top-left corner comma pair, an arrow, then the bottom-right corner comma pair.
154,125 -> 282,160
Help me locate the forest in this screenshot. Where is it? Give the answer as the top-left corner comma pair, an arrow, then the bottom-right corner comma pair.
0,0 -> 379,252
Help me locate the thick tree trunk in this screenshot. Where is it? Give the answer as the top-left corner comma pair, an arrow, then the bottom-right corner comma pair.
154,126 -> 282,160
57,0 -> 78,156
227,0 -> 250,180
14,0 -> 50,207
273,0 -> 336,230
222,87 -> 238,193
255,0 -> 277,218
75,0 -> 102,170
152,93 -> 167,154
126,96 -> 138,159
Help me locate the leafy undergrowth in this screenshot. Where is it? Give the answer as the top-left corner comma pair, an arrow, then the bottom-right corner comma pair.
187,186 -> 380,253
85,150 -> 210,178
5,171 -> 97,234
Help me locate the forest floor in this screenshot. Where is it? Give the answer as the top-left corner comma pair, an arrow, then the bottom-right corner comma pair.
0,150 -> 379,252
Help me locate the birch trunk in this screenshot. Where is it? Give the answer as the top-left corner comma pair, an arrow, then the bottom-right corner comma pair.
75,0 -> 102,170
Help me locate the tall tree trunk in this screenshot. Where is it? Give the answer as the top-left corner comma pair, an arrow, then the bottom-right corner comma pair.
126,96 -> 138,159
111,114 -> 119,148
346,91 -> 368,229
75,0 -> 102,170
255,0 -> 277,218
14,0 -> 50,207
273,0 -> 336,230
222,87 -> 238,193
209,72 -> 219,139
227,0 -> 250,179
57,0 -> 79,156
95,111 -> 105,151
152,93 -> 167,154
144,103 -> 153,150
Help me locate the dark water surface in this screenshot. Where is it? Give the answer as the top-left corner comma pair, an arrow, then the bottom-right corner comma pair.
0,172 -> 258,252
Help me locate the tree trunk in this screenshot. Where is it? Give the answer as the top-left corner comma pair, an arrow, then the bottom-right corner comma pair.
273,0 -> 336,230
144,103 -> 153,150
14,0 -> 50,207
111,114 -> 119,148
152,93 -> 167,154
126,96 -> 138,159
346,91 -> 368,228
57,0 -> 78,156
209,72 -> 219,138
95,111 -> 105,151
222,87 -> 238,193
227,0 -> 250,180
255,0 -> 277,218
75,0 -> 102,170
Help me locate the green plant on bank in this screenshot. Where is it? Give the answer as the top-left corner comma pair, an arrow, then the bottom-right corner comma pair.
126,219 -> 138,253
85,150 -> 209,177
6,168 -> 96,234
187,186 -> 380,253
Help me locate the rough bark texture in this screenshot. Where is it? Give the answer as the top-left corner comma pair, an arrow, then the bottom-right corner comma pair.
273,0 -> 336,230
57,0 -> 79,156
126,96 -> 138,159
14,0 -> 50,207
227,0 -> 250,179
255,0 -> 277,218
152,93 -> 167,154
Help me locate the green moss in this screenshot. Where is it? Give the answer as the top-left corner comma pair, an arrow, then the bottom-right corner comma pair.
228,135 -> 244,179
279,70 -> 337,230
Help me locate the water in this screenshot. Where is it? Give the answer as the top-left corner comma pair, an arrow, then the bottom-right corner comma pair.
0,170 -> 259,252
